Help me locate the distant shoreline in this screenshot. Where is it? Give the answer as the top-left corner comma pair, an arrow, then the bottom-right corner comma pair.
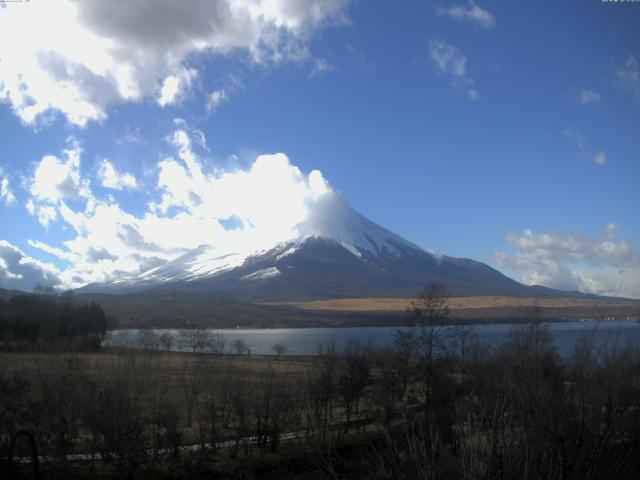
106,316 -> 640,333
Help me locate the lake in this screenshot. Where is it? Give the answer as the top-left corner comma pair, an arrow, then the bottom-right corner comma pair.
104,319 -> 640,356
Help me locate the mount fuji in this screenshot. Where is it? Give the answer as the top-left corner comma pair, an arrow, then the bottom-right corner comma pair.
81,193 -> 573,302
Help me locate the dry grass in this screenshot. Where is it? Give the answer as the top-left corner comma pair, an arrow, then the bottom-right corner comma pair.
0,349 -> 318,389
0,349 -> 325,453
272,295 -> 640,312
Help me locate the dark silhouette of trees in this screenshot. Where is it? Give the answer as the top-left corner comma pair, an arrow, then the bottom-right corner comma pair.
337,338 -> 371,431
178,359 -> 204,427
399,283 -> 452,408
0,293 -> 107,349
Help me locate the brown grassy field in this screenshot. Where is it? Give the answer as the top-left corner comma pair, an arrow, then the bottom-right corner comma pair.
274,295 -> 640,312
0,348 -> 316,381
0,348 -> 321,450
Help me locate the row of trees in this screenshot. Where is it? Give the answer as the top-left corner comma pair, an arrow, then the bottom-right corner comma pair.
0,293 -> 108,349
114,328 -> 290,357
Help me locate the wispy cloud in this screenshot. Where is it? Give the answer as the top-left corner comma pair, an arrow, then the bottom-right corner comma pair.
436,1 -> 495,28
617,54 -> 640,106
576,88 -> 602,107
563,128 -> 607,167
310,58 -> 334,77
593,150 -> 607,167
0,168 -> 16,206
563,128 -> 587,153
429,39 -> 479,100
345,43 -> 373,71
207,90 -> 230,114
206,75 -> 243,115
114,126 -> 142,146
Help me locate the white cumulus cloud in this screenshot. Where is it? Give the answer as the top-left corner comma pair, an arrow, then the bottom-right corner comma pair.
158,67 -> 198,107
98,160 -> 138,190
27,139 -> 95,227
494,226 -> 640,298
12,123 -> 335,289
0,0 -> 349,126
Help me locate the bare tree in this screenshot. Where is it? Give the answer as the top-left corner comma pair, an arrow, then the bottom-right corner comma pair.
403,282 -> 450,407
135,330 -> 161,351
158,332 -> 174,352
82,352 -> 155,475
208,332 -> 227,355
371,347 -> 405,425
409,283 -> 450,314
178,329 -> 210,353
196,363 -> 234,452
271,342 -> 288,359
231,338 -> 249,355
448,324 -> 473,370
309,342 -> 339,440
177,359 -> 204,427
229,374 -> 250,457
338,338 -> 371,431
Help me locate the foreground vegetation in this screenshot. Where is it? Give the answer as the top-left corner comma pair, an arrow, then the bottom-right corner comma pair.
1,285 -> 639,479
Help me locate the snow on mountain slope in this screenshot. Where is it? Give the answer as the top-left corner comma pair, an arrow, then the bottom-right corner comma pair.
80,190 -> 553,300
89,192 -> 443,292
104,246 -> 246,291
291,193 -> 441,261
241,266 -> 281,281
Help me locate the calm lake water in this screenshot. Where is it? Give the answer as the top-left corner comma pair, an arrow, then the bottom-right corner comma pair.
104,319 -> 640,356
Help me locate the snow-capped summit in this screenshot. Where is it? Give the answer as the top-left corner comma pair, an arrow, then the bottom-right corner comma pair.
292,193 -> 440,260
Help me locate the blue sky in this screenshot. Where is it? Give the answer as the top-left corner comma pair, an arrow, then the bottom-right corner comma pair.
0,0 -> 639,297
